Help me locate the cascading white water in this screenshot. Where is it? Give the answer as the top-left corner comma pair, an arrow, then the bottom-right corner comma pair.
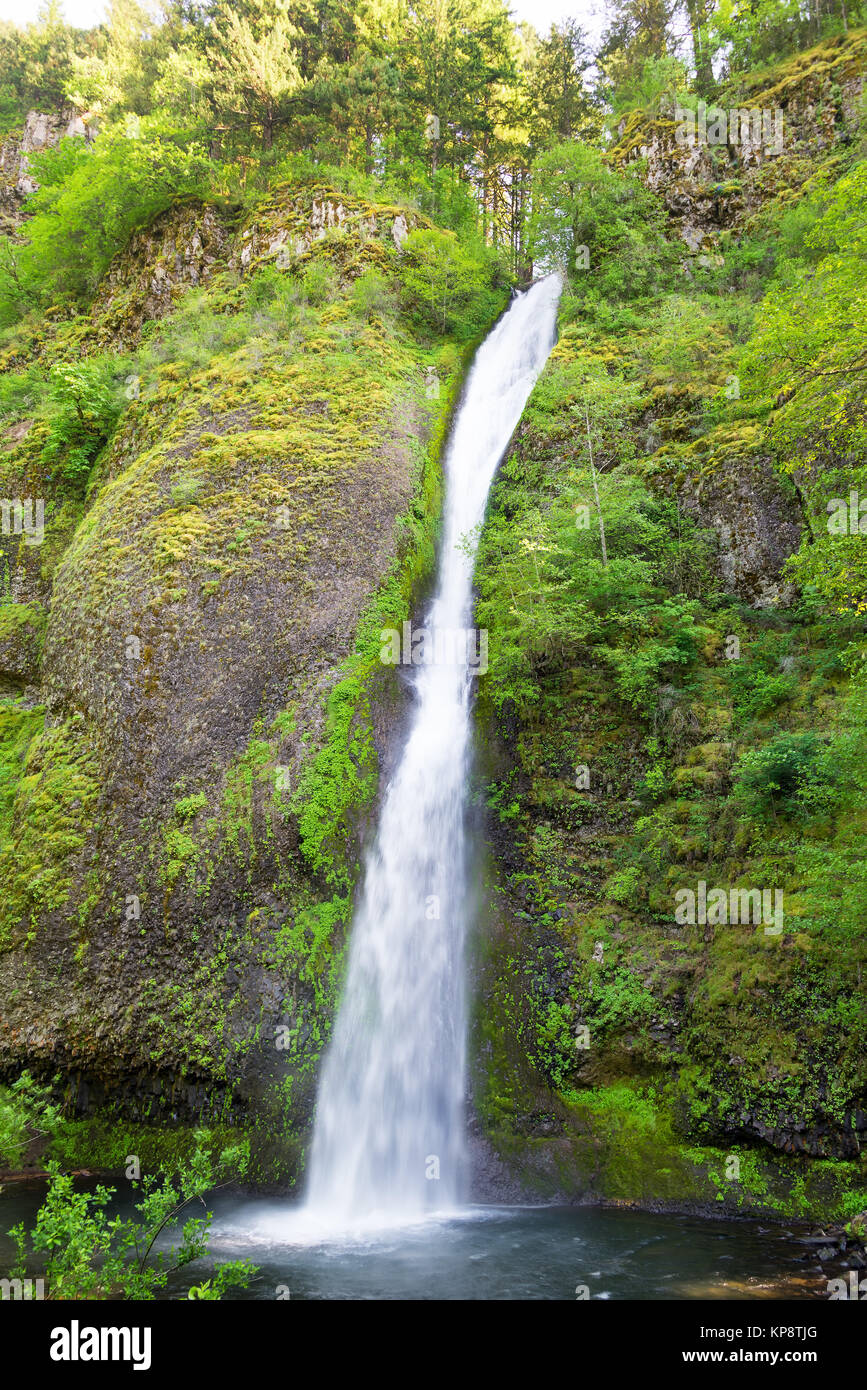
304,274 -> 562,1228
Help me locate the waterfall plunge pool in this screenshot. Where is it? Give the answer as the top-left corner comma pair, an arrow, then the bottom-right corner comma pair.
0,1179 -> 831,1300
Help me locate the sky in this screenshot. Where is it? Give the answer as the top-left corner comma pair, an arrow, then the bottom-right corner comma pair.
0,0 -> 609,42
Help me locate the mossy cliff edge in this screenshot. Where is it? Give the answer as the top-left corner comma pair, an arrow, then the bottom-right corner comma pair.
0,173 -> 505,1181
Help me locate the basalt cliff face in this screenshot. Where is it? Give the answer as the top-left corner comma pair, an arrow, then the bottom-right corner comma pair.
612,30 -> 867,255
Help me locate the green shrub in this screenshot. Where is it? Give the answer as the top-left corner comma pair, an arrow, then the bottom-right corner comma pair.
0,123 -> 216,320
0,1071 -> 61,1168
39,359 -> 124,490
731,730 -> 828,817
7,1143 -> 256,1300
400,227 -> 501,340
351,267 -> 397,322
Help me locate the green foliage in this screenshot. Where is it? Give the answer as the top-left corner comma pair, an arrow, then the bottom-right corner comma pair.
731,730 -> 828,817
708,0 -> 859,76
527,141 -> 675,308
0,1071 -> 61,1168
351,266 -> 397,322
273,894 -> 351,1008
477,442 -> 709,714
0,122 -> 216,320
40,358 -> 125,489
399,227 -> 502,340
605,863 -> 644,904
605,53 -> 690,118
533,998 -> 576,1088
592,967 -> 657,1032
726,663 -> 797,721
291,675 -> 377,887
744,159 -> 867,613
7,1143 -> 256,1300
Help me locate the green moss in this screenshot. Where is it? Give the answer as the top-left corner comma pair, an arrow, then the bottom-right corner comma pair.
0,700 -> 44,842
0,711 -> 101,949
292,678 -> 377,887
484,1077 -> 867,1219
48,1115 -> 250,1176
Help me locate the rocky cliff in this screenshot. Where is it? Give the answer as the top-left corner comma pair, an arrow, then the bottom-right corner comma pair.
0,174 -> 494,1178
469,33 -> 867,1220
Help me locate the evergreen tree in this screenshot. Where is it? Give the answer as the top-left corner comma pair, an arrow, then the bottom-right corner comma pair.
207,0 -> 304,148
527,19 -> 593,143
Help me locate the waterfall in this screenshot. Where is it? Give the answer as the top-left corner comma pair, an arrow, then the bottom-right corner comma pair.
304,274 -> 562,1228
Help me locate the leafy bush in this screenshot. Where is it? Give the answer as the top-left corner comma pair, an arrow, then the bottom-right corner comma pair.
0,361 -> 45,422
399,227 -> 502,339
138,288 -> 255,374
0,1072 -> 62,1168
527,140 -> 676,303
7,1142 -> 256,1300
592,968 -> 657,1033
731,730 -> 827,817
351,267 -> 397,322
606,863 -> 644,904
728,666 -> 797,720
40,359 -> 125,489
299,256 -> 338,307
0,123 -> 216,320
477,451 -> 708,714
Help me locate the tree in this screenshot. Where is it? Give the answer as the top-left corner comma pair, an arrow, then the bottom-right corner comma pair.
399,226 -> 501,337
596,0 -> 677,111
527,140 -> 671,298
598,0 -> 676,68
66,0 -> 158,118
0,2 -> 92,117
527,20 -> 593,144
397,0 -> 517,179
208,0 -> 304,148
679,0 -> 716,92
305,0 -> 405,172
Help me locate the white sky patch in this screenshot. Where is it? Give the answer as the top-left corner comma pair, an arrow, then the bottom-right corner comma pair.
509,0 -> 607,43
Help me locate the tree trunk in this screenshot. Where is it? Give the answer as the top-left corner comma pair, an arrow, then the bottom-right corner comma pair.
365,119 -> 374,176
685,0 -> 714,94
